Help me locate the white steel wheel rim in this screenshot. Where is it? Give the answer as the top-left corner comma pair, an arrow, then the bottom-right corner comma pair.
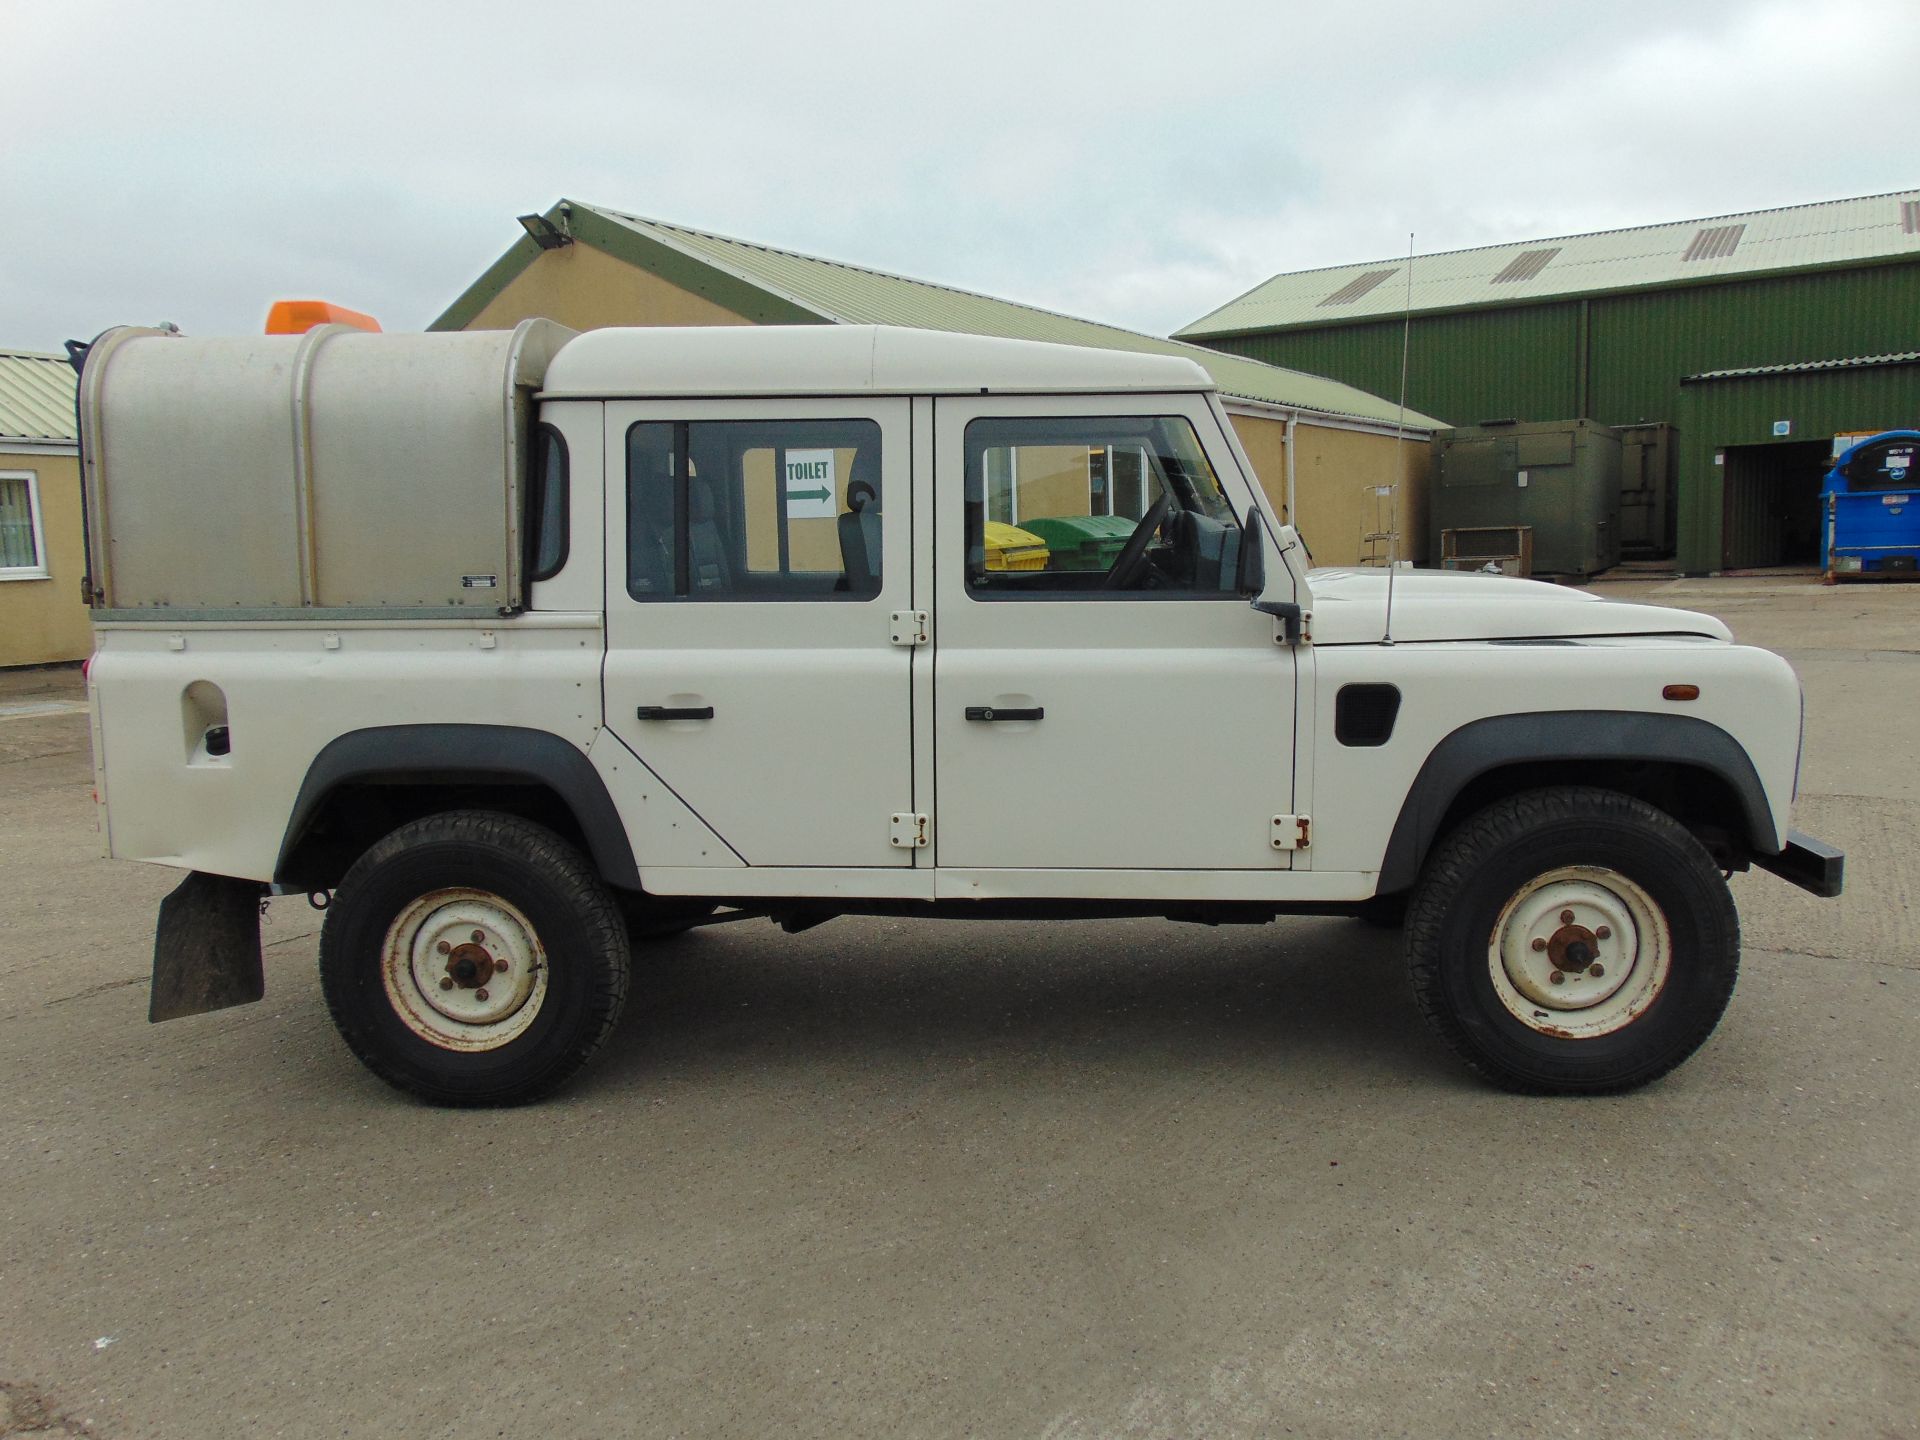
1487,865 -> 1671,1040
380,888 -> 549,1052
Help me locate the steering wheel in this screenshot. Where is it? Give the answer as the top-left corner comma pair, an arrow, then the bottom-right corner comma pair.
1102,493 -> 1174,590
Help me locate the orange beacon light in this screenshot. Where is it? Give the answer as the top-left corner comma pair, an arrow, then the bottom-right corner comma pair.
264,300 -> 382,335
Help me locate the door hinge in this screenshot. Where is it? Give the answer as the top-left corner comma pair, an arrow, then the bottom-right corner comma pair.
1272,814 -> 1311,850
890,812 -> 930,848
890,610 -> 929,647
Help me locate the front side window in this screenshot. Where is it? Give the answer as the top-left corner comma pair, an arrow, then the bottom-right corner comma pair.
964,416 -> 1243,596
626,419 -> 883,601
0,471 -> 48,580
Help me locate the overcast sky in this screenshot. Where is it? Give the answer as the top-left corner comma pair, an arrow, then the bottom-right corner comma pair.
4,0 -> 1916,352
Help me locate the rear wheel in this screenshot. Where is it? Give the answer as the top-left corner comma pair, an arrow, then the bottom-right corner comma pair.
1405,787 -> 1739,1094
319,811 -> 630,1106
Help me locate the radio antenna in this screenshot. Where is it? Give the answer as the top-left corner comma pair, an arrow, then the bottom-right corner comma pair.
1382,231 -> 1415,646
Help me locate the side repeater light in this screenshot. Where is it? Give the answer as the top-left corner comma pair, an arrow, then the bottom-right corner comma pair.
1662,684 -> 1700,702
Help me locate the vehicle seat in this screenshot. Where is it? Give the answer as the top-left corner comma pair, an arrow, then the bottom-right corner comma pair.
628,459 -> 676,596
687,476 -> 733,592
837,456 -> 882,595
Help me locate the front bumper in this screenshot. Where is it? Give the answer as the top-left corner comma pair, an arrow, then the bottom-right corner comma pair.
1754,830 -> 1845,898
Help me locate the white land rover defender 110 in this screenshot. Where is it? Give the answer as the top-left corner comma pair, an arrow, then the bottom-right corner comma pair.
73,322 -> 1843,1104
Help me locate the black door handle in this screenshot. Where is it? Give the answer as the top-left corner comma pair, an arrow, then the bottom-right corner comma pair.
636,705 -> 715,721
965,706 -> 1044,722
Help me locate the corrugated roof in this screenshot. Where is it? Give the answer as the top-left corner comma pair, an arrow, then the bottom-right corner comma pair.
1683,350 -> 1920,383
572,205 -> 1440,428
1178,188 -> 1920,338
0,350 -> 78,445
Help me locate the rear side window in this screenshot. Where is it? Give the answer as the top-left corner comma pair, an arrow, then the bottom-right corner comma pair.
625,418 -> 883,601
526,425 -> 569,582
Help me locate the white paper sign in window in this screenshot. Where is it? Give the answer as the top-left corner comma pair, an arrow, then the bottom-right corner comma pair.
784,450 -> 837,519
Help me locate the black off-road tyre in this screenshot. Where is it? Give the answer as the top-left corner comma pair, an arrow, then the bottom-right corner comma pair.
1405,787 -> 1740,1095
319,811 -> 631,1106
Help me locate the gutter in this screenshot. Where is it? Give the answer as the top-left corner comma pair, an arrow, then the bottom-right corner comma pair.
1218,394 -> 1442,439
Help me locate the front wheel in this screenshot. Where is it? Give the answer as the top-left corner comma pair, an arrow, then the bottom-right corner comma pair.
319,811 -> 631,1106
1405,788 -> 1739,1094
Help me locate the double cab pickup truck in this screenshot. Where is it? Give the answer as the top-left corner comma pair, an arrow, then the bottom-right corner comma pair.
72,321 -> 1843,1104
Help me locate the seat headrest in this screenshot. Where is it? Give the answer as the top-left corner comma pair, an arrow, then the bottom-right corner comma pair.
848,445 -> 880,505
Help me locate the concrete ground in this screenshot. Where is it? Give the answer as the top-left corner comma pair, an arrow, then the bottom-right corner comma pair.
1,581 -> 1914,1439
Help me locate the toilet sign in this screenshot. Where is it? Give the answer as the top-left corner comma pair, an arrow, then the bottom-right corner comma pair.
784,450 -> 837,519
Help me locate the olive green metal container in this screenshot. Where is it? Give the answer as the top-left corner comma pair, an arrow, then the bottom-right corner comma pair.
1430,420 -> 1622,577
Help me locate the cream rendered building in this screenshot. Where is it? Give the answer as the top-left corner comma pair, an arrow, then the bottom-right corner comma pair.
432,202 -> 1438,567
1,350 -> 88,668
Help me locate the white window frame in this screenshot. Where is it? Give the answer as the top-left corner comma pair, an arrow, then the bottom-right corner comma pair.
0,469 -> 50,581
984,445 -> 1023,525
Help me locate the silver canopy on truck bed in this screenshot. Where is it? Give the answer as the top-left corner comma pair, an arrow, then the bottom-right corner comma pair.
76,319 -> 575,617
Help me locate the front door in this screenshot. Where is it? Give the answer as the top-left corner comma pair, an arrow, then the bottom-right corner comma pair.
931,395 -> 1297,871
603,398 -> 915,868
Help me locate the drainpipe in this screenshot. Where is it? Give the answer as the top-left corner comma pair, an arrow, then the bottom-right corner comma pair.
1576,299 -> 1591,418
1284,412 -> 1298,527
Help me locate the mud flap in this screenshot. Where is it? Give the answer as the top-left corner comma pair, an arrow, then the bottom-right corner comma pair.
150,871 -> 268,1022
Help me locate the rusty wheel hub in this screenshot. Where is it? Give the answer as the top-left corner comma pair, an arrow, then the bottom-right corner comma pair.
444,942 -> 496,989
1487,866 -> 1673,1040
380,888 -> 549,1052
1547,923 -> 1601,975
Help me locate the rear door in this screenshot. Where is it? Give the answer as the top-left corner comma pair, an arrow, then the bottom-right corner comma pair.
930,394 -> 1297,872
602,398 -> 915,868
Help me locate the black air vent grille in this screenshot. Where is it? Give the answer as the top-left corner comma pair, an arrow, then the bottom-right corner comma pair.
1335,684 -> 1402,747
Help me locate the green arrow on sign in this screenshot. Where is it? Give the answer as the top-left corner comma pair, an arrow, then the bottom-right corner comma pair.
786,487 -> 831,504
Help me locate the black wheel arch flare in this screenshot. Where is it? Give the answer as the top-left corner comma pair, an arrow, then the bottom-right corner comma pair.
1376,711 -> 1778,894
275,725 -> 641,891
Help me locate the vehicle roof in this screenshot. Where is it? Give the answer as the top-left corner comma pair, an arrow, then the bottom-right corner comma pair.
538,325 -> 1216,399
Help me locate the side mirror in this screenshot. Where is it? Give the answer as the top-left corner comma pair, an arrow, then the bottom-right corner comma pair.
1236,505 -> 1266,597
1240,504 -> 1305,644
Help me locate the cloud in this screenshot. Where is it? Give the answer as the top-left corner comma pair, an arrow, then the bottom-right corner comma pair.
1,0 -> 1913,350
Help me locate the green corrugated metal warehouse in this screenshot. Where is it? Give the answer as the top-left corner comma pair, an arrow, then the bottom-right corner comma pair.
1177,190 -> 1920,573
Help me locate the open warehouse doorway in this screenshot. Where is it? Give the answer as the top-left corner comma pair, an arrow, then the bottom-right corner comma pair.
1678,352 -> 1920,575
1719,439 -> 1829,569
